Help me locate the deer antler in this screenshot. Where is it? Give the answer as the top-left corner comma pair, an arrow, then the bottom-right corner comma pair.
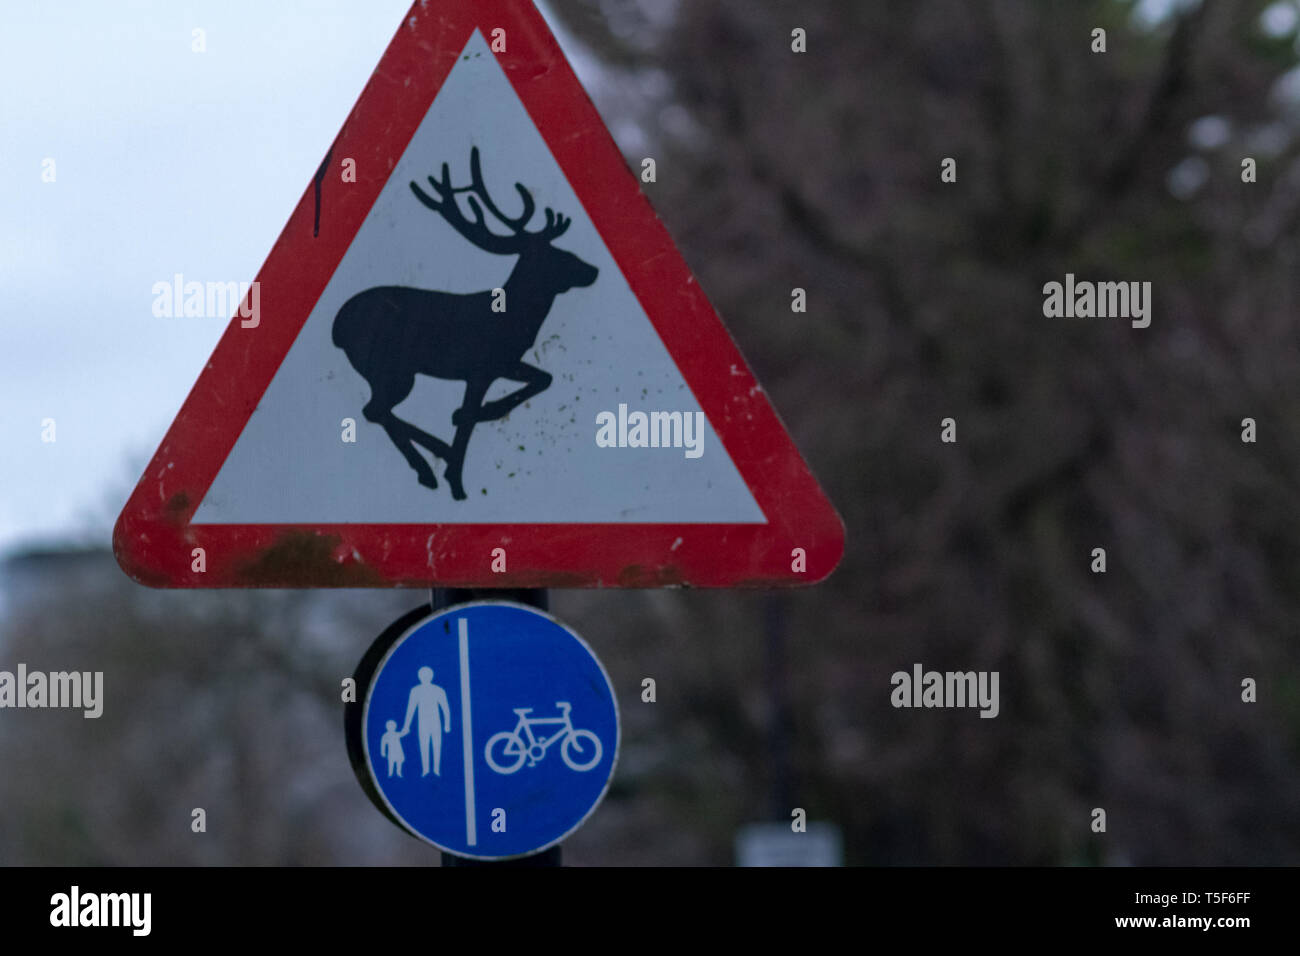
540,208 -> 572,241
468,147 -> 536,232
410,159 -> 521,255
410,148 -> 572,250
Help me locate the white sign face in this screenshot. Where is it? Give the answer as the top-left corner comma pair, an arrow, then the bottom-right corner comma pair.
193,29 -> 762,525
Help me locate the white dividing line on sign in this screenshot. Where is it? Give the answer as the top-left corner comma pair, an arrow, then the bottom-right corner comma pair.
458,617 -> 477,846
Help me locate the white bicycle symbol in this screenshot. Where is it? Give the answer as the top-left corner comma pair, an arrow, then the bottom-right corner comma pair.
484,701 -> 603,774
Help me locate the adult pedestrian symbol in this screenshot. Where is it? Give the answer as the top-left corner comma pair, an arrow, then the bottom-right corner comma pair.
395,666 -> 451,777
112,0 -> 844,590
359,601 -> 619,860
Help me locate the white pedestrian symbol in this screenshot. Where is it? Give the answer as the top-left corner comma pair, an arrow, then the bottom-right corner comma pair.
484,701 -> 602,774
397,666 -> 451,777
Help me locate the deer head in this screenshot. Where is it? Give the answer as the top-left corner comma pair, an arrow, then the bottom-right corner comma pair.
410,148 -> 598,295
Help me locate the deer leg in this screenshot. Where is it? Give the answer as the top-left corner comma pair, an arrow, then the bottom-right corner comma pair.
362,377 -> 454,492
444,379 -> 490,501
375,415 -> 438,490
375,414 -> 457,491
455,362 -> 553,426
397,420 -> 454,465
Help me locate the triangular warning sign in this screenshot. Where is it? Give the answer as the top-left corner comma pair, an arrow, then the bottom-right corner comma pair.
113,0 -> 844,589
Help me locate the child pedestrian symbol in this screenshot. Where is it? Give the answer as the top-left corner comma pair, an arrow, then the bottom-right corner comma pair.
380,720 -> 407,777
401,666 -> 451,776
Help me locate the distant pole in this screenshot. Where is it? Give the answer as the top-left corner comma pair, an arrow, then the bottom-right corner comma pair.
765,594 -> 793,819
430,586 -> 561,868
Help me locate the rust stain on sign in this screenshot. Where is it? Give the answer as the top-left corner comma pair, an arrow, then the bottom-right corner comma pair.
235,531 -> 387,587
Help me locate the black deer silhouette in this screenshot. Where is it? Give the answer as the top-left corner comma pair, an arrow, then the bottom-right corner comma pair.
332,148 -> 598,501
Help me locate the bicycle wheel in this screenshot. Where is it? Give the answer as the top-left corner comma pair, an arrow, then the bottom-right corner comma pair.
485,731 -> 527,774
560,729 -> 602,771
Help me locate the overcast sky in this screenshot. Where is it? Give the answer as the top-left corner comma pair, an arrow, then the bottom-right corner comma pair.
0,0 -> 595,557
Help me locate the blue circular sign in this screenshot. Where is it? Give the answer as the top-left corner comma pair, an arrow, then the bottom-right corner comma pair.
361,601 -> 619,859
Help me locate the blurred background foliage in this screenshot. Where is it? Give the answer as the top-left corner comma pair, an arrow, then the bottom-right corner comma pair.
3,0 -> 1300,864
